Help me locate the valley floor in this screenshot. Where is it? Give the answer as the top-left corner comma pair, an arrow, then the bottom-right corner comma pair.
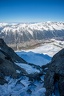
16,39 -> 64,57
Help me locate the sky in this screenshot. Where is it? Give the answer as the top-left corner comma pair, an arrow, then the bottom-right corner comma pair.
0,0 -> 64,22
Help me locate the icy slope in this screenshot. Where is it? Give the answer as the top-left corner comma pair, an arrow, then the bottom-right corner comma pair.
16,63 -> 40,74
0,51 -> 51,96
0,75 -> 46,96
0,39 -> 49,96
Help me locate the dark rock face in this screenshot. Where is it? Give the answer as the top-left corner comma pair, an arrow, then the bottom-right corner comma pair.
44,49 -> 64,96
0,39 -> 27,85
0,38 -> 45,86
0,38 -> 27,63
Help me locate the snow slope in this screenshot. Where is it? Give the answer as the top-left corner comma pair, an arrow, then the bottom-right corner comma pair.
0,76 -> 46,96
0,50 -> 50,96
15,62 -> 40,74
0,22 -> 64,34
0,38 -> 62,96
0,22 -> 64,44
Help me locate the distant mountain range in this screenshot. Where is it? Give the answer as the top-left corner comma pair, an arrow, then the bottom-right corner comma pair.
0,22 -> 64,44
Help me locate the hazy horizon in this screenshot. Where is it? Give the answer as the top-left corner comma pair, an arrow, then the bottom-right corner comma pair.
0,21 -> 64,24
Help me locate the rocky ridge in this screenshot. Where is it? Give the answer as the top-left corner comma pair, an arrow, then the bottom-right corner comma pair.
44,49 -> 64,96
0,38 -> 64,96
0,22 -> 64,44
0,38 -> 45,86
0,38 -> 28,85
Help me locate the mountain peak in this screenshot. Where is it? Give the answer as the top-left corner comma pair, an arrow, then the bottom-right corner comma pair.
0,22 -> 64,44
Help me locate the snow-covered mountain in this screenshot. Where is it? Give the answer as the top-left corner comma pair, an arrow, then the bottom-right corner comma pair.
0,22 -> 64,44
0,39 -> 51,96
0,38 -> 64,96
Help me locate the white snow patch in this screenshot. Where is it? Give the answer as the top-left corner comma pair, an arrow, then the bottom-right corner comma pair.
16,70 -> 21,74
15,63 -> 40,74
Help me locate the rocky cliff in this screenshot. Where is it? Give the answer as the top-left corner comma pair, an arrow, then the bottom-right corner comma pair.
0,38 -> 27,63
44,49 -> 64,96
0,38 -> 27,85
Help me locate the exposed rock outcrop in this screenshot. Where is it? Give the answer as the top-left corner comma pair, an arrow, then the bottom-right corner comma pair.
44,49 -> 64,96
0,38 -> 27,63
0,38 -> 28,85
